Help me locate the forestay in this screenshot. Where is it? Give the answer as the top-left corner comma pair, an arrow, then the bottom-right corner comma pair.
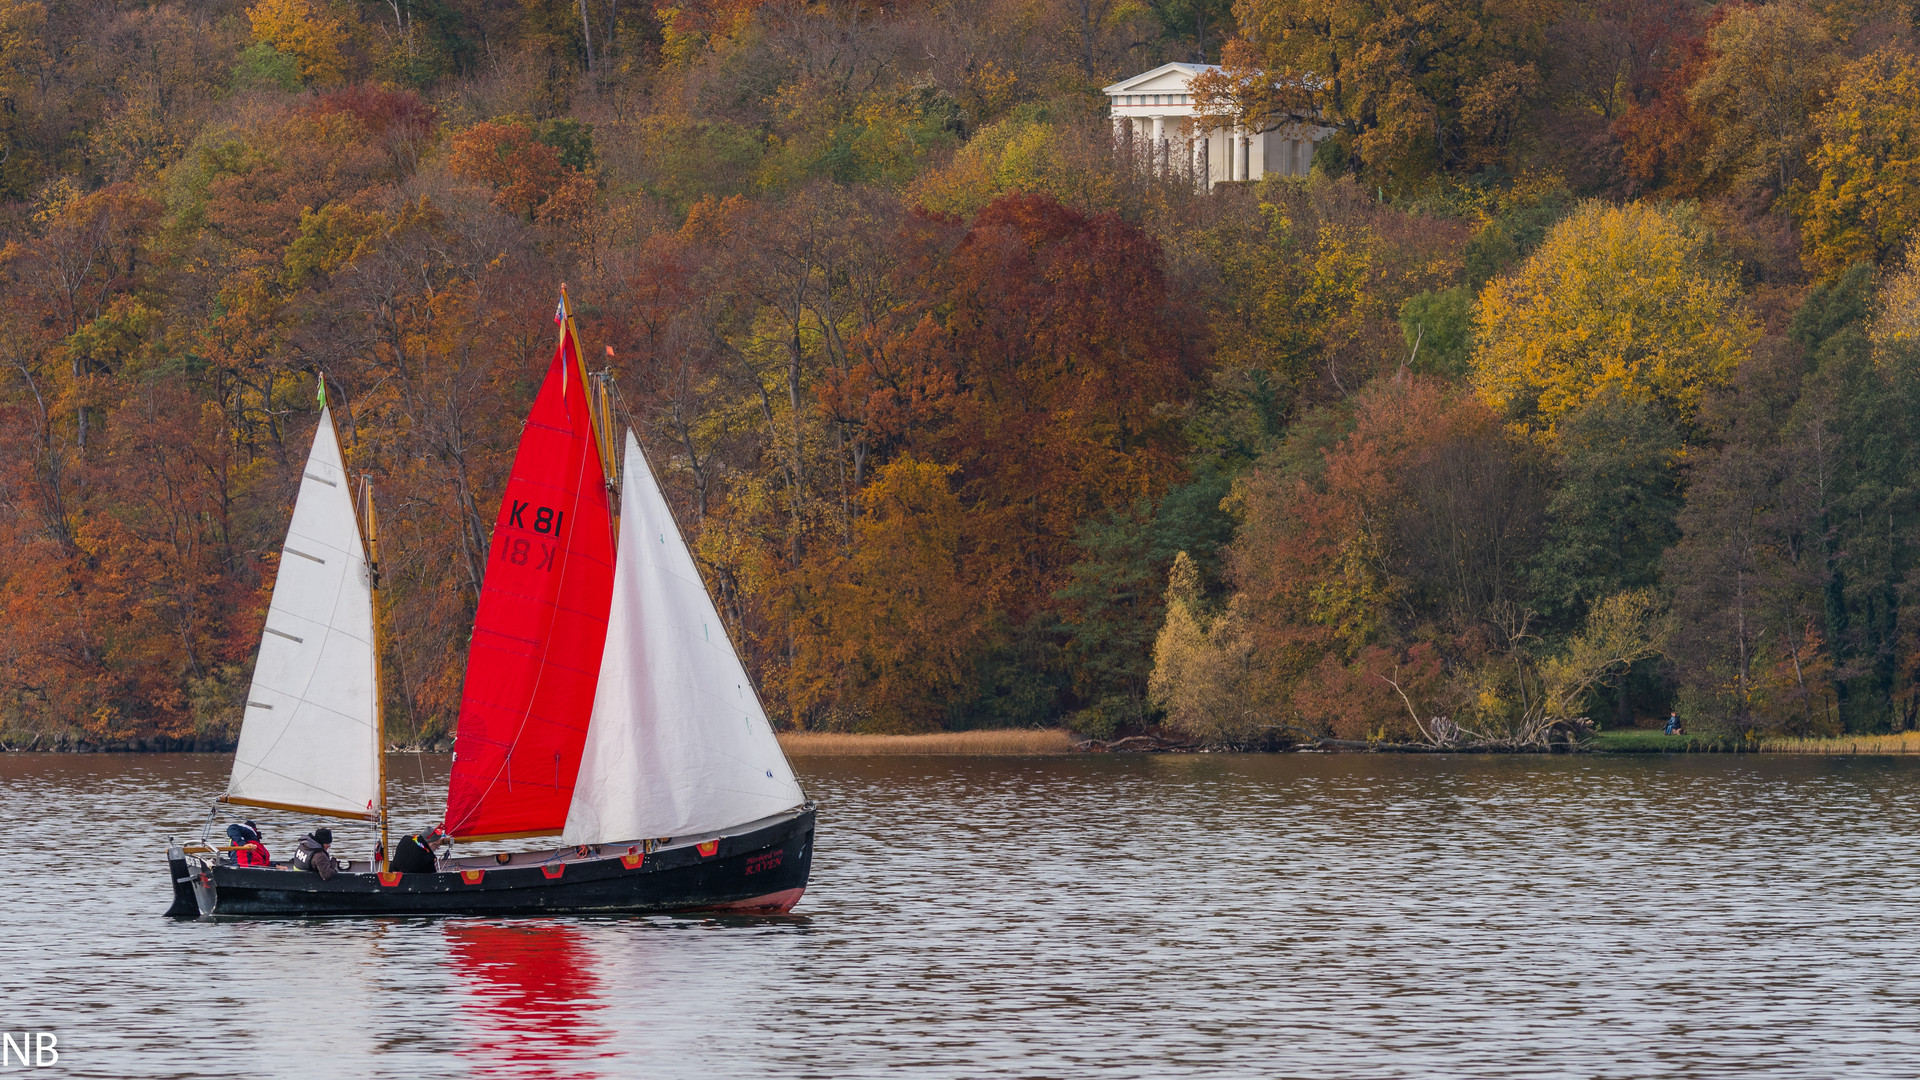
563,432 -> 804,846
225,410 -> 380,819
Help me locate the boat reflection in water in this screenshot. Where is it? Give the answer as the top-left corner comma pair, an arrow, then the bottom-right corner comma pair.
448,921 -> 613,1079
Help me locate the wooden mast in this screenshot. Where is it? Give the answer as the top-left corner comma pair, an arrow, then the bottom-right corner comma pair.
560,285 -> 614,477
363,473 -> 389,863
560,283 -> 619,531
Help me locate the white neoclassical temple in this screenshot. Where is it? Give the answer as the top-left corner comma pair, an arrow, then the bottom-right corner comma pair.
1103,62 -> 1330,187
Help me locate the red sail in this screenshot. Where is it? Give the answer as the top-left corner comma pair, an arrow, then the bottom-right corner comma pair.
444,331 -> 614,839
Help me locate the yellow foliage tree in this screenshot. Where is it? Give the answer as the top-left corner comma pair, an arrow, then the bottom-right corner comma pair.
0,0 -> 45,102
907,117 -> 1057,218
246,0 -> 347,86
905,117 -> 1138,218
1148,552 -> 1265,744
782,457 -> 992,732
1686,0 -> 1838,196
1471,201 -> 1756,431
1797,51 -> 1920,278
1875,245 -> 1920,356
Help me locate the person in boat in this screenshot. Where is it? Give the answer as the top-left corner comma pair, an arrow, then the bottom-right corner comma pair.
389,827 -> 446,874
291,827 -> 339,880
226,822 -> 271,866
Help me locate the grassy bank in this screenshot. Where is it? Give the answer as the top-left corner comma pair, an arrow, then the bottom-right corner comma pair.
1589,729 -> 1920,754
777,729 -> 1078,756
1586,730 -> 1748,753
1760,732 -> 1920,754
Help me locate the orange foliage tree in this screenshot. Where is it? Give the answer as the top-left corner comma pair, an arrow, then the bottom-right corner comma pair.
449,122 -> 598,225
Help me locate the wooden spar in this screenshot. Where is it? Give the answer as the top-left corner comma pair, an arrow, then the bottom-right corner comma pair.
364,474 -> 390,864
594,375 -> 618,492
218,795 -> 380,821
559,284 -> 612,482
447,828 -> 573,843
559,282 -> 619,535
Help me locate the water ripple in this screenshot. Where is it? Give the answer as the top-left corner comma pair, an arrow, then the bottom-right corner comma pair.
1,752 -> 1916,1078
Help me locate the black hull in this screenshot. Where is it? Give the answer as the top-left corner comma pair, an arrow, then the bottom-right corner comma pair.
172,808 -> 813,919
165,846 -> 198,918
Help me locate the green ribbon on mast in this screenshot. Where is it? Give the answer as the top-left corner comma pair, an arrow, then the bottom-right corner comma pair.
317,375 -> 328,408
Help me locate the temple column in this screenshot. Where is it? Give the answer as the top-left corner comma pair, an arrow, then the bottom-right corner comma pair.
1151,115 -> 1166,174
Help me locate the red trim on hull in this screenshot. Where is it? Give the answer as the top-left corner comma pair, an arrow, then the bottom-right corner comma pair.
706,887 -> 805,915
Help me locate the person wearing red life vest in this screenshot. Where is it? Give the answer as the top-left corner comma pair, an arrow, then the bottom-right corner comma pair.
226,821 -> 272,866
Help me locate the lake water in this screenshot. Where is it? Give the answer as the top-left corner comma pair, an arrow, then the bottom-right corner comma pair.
2,751 -> 1918,1078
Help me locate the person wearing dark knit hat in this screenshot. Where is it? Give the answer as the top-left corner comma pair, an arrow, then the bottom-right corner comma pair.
390,827 -> 447,874
291,826 -> 339,880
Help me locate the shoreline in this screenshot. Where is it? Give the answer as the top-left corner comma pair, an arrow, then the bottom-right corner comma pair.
7,727 -> 1920,757
0,734 -> 237,753
776,729 -> 1080,756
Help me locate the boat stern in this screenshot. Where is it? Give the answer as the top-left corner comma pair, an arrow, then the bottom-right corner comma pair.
163,845 -> 199,918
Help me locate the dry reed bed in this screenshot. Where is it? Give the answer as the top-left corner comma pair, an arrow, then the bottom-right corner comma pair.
777,729 -> 1078,756
1761,732 -> 1920,754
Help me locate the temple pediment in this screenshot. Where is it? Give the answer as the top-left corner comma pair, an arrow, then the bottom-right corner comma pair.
1100,63 -> 1215,96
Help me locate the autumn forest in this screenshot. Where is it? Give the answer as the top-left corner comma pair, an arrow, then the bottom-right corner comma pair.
3,0 -> 1920,747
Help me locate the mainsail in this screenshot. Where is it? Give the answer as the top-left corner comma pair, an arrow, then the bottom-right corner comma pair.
562,431 -> 804,846
225,409 -> 381,819
443,328 -> 616,840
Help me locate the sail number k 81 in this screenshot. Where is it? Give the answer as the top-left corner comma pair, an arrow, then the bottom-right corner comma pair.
499,501 -> 567,570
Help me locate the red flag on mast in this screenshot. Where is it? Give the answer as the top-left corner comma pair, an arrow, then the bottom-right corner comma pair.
444,320 -> 614,840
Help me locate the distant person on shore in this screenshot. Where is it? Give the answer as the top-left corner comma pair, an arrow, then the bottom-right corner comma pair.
291,827 -> 339,880
1665,713 -> 1683,735
390,828 -> 446,874
226,821 -> 271,866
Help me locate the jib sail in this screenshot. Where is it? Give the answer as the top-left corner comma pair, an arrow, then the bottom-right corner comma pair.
562,431 -> 804,846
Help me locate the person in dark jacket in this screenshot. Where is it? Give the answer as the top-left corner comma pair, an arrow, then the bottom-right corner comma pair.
226,821 -> 271,866
291,827 -> 339,881
389,827 -> 446,874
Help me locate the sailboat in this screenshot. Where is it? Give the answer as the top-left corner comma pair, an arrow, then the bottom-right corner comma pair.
166,296 -> 815,918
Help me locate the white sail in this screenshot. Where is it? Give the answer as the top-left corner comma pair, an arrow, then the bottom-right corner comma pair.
224,409 -> 380,819
563,431 -> 804,845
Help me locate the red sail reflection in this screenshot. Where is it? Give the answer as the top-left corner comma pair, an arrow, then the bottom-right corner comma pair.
447,921 -> 613,1079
